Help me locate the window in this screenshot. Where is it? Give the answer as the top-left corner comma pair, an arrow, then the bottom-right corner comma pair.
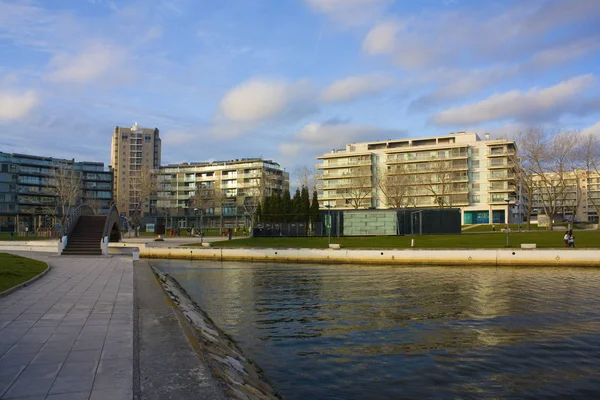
145,135 -> 151,143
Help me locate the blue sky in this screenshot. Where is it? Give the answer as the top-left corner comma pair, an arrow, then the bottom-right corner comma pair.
1,0 -> 600,180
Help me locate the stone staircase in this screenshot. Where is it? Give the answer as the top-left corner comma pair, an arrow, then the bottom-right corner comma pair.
62,215 -> 105,256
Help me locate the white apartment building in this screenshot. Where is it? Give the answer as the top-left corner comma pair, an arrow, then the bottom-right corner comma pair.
316,132 -> 520,225
155,158 -> 289,228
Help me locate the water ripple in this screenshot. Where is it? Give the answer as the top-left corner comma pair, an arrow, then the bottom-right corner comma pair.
153,261 -> 600,399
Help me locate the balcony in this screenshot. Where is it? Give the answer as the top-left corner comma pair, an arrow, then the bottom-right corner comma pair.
487,149 -> 516,157
386,152 -> 468,164
488,184 -> 517,192
487,161 -> 515,169
488,172 -> 516,181
316,159 -> 371,169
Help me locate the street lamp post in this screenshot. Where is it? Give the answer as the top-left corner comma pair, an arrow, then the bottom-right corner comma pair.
504,198 -> 511,247
325,205 -> 332,246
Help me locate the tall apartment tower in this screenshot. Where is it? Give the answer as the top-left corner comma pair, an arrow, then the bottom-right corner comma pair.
316,132 -> 519,225
110,123 -> 161,217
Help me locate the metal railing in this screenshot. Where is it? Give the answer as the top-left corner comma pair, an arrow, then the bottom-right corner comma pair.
60,204 -> 95,238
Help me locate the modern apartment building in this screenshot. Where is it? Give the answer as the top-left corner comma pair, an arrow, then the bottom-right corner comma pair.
531,170 -> 600,223
0,152 -> 113,233
316,132 -> 520,225
154,158 -> 289,229
110,123 -> 161,218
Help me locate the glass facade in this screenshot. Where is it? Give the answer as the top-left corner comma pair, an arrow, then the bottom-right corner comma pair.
0,152 -> 114,233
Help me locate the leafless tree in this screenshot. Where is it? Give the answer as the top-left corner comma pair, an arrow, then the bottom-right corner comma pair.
423,160 -> 454,208
83,198 -> 104,215
294,165 -> 317,193
52,164 -> 82,225
342,167 -> 373,209
519,128 -> 580,230
377,165 -> 412,208
578,132 -> 600,228
129,167 -> 158,227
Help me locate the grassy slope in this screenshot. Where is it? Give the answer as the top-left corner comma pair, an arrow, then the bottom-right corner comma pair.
192,230 -> 600,249
0,253 -> 48,292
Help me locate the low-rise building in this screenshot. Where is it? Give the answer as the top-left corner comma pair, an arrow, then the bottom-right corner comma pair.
0,152 -> 114,234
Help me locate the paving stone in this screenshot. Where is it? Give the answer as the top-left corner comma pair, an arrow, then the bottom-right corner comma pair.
66,349 -> 102,364
46,391 -> 90,400
48,361 -> 97,395
2,362 -> 62,398
89,387 -> 132,400
93,358 -> 132,390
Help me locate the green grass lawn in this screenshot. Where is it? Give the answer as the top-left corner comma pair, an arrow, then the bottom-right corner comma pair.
0,233 -> 52,241
0,253 -> 48,292
193,230 -> 600,249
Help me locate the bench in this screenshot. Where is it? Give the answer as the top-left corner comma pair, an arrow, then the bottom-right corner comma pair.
520,243 -> 536,249
201,242 -> 211,248
329,244 -> 341,250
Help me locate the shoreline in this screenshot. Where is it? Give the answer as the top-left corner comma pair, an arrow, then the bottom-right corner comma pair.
136,245 -> 600,267
151,266 -> 282,400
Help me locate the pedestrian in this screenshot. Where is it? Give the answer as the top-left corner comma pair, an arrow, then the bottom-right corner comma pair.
234,227 -> 237,236
491,224 -> 495,232
568,230 -> 575,248
170,228 -> 174,238
563,232 -> 569,247
227,228 -> 232,240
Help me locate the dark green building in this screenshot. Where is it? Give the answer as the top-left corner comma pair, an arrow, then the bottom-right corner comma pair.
0,152 -> 113,234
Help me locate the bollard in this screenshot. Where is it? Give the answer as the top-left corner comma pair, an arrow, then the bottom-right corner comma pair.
411,239 -> 415,247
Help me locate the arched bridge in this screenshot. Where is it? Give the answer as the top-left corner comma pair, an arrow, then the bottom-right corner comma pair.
60,205 -> 122,256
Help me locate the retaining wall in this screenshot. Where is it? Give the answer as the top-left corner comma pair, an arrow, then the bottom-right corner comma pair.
130,244 -> 600,267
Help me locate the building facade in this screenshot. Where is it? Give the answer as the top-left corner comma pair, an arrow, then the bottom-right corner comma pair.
531,170 -> 600,224
0,152 -> 113,233
110,123 -> 161,218
154,158 -> 289,230
316,132 -> 520,225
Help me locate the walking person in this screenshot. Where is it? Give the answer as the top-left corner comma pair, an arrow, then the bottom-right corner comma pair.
568,230 -> 575,248
563,232 -> 569,247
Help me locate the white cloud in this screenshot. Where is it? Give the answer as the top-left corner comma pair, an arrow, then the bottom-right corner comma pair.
305,0 -> 393,27
431,75 -> 596,126
321,74 -> 394,103
46,43 -> 127,84
219,78 -> 314,123
362,1 -> 600,70
279,120 -> 404,157
363,20 -> 402,55
0,89 -> 38,122
581,121 -> 600,137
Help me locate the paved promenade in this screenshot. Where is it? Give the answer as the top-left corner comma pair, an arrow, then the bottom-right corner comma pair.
0,253 -> 134,400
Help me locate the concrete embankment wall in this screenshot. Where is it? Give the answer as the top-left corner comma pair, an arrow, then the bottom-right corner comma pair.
152,268 -> 281,400
0,240 -> 58,253
128,244 -> 600,267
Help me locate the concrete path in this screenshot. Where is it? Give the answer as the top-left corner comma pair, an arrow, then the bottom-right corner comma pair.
0,253 -> 134,400
135,261 -> 225,400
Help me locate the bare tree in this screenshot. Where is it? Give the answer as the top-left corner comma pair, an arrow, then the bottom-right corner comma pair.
578,133 -> 600,228
342,167 -> 373,209
519,128 -> 580,230
129,167 -> 158,227
52,164 -> 81,225
294,165 -> 317,194
377,165 -> 412,208
83,198 -> 104,215
423,160 -> 454,208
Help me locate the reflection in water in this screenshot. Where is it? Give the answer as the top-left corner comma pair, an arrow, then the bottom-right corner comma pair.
153,260 -> 600,399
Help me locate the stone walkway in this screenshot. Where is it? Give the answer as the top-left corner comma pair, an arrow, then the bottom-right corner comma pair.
0,253 -> 133,400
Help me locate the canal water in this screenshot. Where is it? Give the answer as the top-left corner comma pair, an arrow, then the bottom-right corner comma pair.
151,260 -> 600,399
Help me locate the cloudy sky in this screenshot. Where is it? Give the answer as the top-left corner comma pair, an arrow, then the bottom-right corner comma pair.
1,0 -> 600,179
